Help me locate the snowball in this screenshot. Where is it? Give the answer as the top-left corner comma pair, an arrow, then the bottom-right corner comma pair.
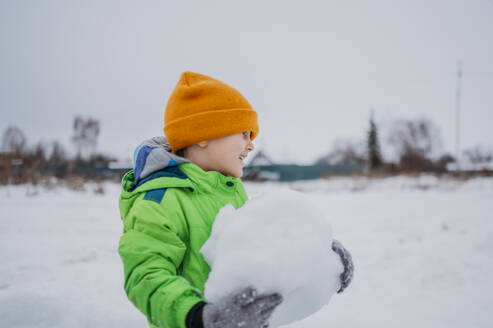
201,188 -> 344,327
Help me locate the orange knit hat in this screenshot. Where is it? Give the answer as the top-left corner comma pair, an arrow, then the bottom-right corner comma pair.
164,71 -> 259,153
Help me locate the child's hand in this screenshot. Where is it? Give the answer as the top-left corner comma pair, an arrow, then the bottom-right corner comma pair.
331,239 -> 354,293
202,286 -> 283,328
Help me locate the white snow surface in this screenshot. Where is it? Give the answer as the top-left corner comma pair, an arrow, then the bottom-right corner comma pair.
1,175 -> 493,328
201,189 -> 343,327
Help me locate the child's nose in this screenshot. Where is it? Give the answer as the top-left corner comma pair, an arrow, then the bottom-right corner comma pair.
246,141 -> 254,152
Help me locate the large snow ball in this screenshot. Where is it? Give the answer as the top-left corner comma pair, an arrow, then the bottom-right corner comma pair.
201,188 -> 344,327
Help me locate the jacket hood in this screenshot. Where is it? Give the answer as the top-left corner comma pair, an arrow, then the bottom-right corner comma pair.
120,136 -> 192,194
133,137 -> 190,184
133,136 -> 190,183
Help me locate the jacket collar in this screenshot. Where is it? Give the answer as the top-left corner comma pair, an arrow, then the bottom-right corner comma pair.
179,162 -> 243,195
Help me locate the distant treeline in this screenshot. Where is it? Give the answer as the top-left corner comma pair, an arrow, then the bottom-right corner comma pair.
1,114 -> 493,185
0,117 -> 125,185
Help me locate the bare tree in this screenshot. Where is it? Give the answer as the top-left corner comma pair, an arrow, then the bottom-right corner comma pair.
1,126 -> 27,155
387,117 -> 443,172
71,116 -> 100,159
463,145 -> 493,163
316,138 -> 366,165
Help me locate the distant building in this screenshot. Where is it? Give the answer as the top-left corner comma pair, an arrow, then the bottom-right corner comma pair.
243,150 -> 363,182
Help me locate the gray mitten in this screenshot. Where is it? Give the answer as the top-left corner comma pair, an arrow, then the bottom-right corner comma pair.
202,286 -> 283,328
331,239 -> 354,293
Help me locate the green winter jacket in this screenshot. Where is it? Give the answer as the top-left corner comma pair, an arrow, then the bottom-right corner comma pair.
118,137 -> 249,328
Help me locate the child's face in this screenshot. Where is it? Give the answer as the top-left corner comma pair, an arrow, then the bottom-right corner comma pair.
203,131 -> 255,178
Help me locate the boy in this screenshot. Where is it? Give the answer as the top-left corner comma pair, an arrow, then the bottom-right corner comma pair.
118,71 -> 353,328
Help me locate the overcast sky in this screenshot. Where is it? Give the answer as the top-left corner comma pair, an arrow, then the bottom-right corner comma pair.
1,0 -> 492,164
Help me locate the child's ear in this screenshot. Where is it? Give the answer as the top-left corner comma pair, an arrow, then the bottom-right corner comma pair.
197,140 -> 208,148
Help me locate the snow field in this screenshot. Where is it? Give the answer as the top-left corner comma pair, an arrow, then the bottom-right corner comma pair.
0,183 -> 145,328
1,176 -> 492,327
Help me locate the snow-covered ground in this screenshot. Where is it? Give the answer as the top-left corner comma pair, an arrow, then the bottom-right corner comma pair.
1,176 -> 493,328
